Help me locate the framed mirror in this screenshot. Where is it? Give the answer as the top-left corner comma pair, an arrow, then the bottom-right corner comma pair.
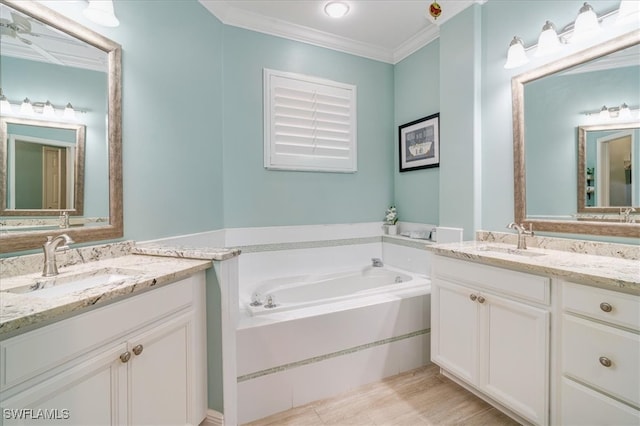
0,0 -> 122,252
1,117 -> 86,215
578,122 -> 638,217
512,29 -> 640,238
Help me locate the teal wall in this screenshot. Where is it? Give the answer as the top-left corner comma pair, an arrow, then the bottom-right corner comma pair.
221,26 -> 394,227
394,41 -> 440,224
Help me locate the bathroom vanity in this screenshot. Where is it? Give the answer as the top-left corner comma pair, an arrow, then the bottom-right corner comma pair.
0,244 -> 239,426
428,236 -> 640,426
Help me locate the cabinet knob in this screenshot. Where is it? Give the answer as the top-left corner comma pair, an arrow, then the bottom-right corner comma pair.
133,344 -> 144,356
120,351 -> 131,363
477,296 -> 486,304
599,302 -> 613,313
469,294 -> 477,301
599,356 -> 612,368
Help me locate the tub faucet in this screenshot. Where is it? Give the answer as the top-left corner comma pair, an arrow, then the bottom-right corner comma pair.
506,222 -> 533,250
42,234 -> 74,277
371,258 -> 384,267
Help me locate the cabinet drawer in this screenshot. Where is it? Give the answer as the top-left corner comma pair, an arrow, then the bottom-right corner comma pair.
1,276 -> 197,391
563,281 -> 640,331
562,314 -> 640,407
561,377 -> 640,426
432,256 -> 550,305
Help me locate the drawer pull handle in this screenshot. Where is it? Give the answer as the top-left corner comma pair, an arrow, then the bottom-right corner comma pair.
120,351 -> 131,363
133,344 -> 144,356
477,296 -> 486,304
599,357 -> 612,368
600,302 -> 613,313
469,294 -> 477,301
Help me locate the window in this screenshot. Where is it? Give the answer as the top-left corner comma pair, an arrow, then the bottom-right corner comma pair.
264,69 -> 357,173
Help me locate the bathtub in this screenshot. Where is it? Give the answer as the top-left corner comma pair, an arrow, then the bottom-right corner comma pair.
236,263 -> 431,423
245,265 -> 430,316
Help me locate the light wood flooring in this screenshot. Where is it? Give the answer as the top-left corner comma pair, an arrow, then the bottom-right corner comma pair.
244,363 -> 521,426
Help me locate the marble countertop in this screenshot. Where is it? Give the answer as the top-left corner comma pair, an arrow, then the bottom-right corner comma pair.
0,254 -> 212,338
132,244 -> 241,261
427,241 -> 640,295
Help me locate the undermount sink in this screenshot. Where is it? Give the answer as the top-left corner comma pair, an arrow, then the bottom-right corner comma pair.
474,245 -> 547,258
5,268 -> 142,299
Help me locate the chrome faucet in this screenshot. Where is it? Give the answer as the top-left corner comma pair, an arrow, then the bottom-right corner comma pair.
506,222 -> 534,250
42,234 -> 74,277
371,258 -> 384,267
620,207 -> 636,223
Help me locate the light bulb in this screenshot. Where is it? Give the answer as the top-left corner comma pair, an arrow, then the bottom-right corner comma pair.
42,101 -> 56,118
535,21 -> 562,57
572,2 -> 601,43
64,103 -> 76,120
619,103 -> 632,120
599,105 -> 609,119
83,0 -> 120,27
20,98 -> 34,116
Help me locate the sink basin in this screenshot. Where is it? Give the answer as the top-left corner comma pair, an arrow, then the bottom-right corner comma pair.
5,268 -> 142,299
474,245 -> 547,258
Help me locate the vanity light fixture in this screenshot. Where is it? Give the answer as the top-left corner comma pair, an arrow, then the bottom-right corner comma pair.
0,89 -> 11,114
616,1 -> 640,26
0,92 -> 84,121
324,1 -> 350,19
63,103 -> 76,120
586,103 -> 639,121
503,1 -> 629,69
20,98 -> 34,116
571,2 -> 601,43
83,0 -> 120,28
534,21 -> 562,57
504,37 -> 529,69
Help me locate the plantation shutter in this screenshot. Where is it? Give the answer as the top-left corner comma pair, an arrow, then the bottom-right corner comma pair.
264,69 -> 357,172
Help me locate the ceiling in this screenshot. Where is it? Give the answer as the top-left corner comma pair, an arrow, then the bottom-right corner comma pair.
198,0 -> 482,64
0,3 -> 106,72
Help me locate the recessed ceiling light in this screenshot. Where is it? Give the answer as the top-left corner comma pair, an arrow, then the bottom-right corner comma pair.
324,1 -> 350,18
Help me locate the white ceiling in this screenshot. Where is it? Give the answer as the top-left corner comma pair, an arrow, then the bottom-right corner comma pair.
199,0 -> 482,64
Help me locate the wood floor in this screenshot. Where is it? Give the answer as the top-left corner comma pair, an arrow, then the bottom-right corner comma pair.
243,363 -> 521,426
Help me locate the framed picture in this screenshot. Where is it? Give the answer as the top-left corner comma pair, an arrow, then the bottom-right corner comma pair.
399,113 -> 440,172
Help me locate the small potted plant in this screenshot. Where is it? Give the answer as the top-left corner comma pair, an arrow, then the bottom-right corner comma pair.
384,205 -> 398,235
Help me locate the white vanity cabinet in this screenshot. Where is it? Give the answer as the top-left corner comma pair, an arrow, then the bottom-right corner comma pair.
559,281 -> 640,425
0,272 -> 207,426
431,256 -> 550,425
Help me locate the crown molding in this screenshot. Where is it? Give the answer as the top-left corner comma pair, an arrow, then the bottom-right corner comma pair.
393,25 -> 440,64
199,0 -> 397,63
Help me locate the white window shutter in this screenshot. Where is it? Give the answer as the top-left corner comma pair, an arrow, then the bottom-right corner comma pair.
264,69 -> 357,172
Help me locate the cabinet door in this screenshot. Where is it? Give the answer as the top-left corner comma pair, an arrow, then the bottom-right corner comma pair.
127,313 -> 195,426
431,279 -> 479,384
1,344 -> 127,426
480,293 -> 549,425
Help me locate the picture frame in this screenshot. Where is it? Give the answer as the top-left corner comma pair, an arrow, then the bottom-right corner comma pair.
399,113 -> 440,172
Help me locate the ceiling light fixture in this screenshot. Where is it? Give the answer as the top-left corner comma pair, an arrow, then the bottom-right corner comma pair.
83,0 -> 120,28
324,1 -> 350,19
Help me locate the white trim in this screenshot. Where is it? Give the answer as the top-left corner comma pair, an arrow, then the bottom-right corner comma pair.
200,409 -> 223,426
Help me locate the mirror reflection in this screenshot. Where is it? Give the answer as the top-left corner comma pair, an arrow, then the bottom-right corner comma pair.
578,123 -> 638,214
523,41 -> 639,222
1,0 -> 112,235
2,117 -> 85,213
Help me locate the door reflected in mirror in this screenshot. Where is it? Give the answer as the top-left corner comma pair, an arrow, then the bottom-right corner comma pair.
3,118 -> 85,212
578,123 -> 639,214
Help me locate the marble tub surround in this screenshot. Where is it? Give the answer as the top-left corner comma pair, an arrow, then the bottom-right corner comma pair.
133,243 -> 241,261
476,230 -> 640,260
427,240 -> 640,294
0,254 -> 212,338
0,241 -> 136,278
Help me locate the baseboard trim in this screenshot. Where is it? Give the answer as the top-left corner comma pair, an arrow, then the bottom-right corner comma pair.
200,409 -> 224,426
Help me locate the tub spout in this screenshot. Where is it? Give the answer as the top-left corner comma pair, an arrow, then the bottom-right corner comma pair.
371,258 -> 384,267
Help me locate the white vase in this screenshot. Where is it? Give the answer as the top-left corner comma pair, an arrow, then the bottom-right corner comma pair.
387,224 -> 398,235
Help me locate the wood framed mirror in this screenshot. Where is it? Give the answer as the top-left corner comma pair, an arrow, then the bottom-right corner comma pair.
512,29 -> 640,238
0,0 -> 122,252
